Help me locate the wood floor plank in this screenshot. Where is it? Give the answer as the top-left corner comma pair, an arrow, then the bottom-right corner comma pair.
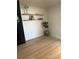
17,36 -> 61,59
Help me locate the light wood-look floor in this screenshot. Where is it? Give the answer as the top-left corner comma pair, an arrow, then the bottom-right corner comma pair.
17,36 -> 61,59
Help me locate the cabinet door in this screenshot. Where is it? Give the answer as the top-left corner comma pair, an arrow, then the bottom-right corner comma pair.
23,20 -> 43,41
22,15 -> 29,21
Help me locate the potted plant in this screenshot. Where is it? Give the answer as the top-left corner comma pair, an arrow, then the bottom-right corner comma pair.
42,21 -> 49,36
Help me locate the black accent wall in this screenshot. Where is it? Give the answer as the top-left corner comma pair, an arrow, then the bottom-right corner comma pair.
17,0 -> 25,45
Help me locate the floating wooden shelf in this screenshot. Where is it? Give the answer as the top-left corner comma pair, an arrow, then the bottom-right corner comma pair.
22,19 -> 43,21
21,14 -> 43,16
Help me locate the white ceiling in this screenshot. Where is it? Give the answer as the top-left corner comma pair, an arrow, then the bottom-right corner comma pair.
20,0 -> 61,8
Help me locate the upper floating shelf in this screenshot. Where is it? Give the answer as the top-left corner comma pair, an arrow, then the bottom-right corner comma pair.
21,14 -> 43,16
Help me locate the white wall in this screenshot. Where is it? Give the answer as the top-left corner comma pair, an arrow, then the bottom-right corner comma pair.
20,4 -> 61,40
48,4 -> 61,39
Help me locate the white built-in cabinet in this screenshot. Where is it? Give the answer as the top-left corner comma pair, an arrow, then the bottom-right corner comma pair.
22,14 -> 44,41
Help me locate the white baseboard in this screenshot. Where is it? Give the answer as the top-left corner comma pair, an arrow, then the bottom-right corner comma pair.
50,33 -> 61,39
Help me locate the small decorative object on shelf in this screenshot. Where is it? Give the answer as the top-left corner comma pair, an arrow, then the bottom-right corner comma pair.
42,21 -> 49,36
38,18 -> 43,20
29,15 -> 34,20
